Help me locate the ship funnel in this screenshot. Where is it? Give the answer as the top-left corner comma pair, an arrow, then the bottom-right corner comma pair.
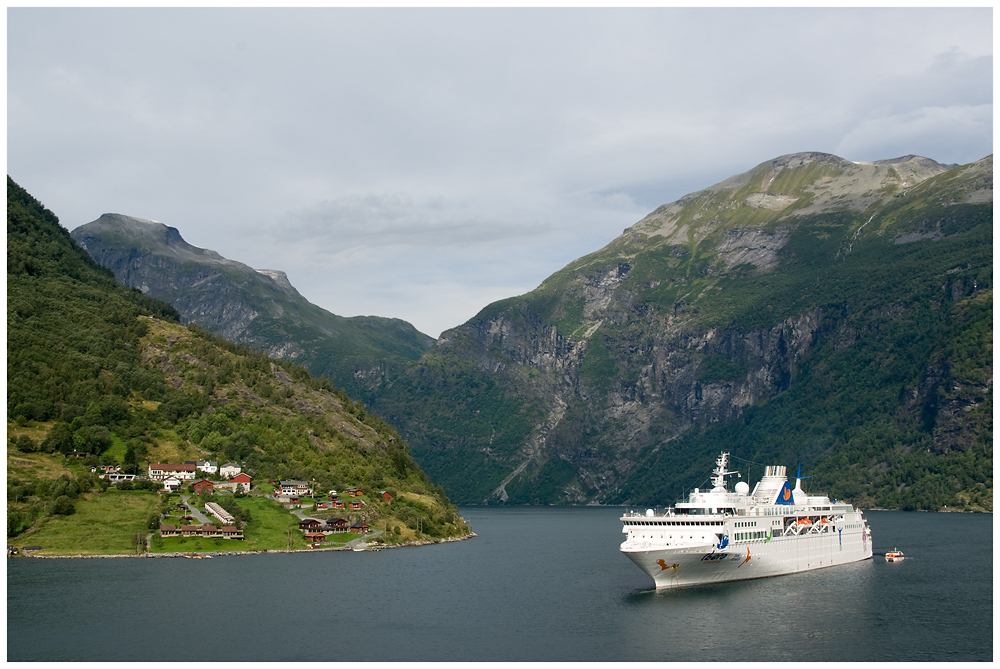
793,462 -> 811,505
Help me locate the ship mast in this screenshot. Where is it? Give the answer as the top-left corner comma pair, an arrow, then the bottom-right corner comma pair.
710,452 -> 738,491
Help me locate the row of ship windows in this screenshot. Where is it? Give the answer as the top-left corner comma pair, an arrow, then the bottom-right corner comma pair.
736,531 -> 771,541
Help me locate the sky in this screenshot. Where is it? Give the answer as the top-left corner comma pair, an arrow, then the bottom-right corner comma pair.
7,7 -> 993,338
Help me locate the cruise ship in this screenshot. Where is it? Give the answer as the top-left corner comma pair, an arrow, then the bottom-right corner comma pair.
620,452 -> 872,589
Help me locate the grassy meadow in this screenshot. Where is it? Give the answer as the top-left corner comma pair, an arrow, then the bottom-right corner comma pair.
14,490 -> 158,555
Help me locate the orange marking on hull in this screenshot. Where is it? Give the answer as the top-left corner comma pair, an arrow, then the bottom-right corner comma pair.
737,547 -> 751,568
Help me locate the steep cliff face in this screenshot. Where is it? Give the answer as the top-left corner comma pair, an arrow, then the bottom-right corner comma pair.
71,214 -> 434,392
360,153 -> 992,509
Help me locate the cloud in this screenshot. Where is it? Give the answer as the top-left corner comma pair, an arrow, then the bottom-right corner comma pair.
274,192 -> 550,251
7,8 -> 993,337
835,104 -> 993,164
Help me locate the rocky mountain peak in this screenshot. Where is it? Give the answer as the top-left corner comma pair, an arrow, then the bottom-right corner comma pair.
255,269 -> 295,293
74,213 -> 225,263
625,152 -> 953,246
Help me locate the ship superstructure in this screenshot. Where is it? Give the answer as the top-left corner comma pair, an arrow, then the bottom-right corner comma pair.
620,453 -> 872,589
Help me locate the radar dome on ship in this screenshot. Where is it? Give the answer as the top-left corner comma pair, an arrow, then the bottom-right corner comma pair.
735,481 -> 750,495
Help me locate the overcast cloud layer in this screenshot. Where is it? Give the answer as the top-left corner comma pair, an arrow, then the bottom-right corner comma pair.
8,8 -> 993,337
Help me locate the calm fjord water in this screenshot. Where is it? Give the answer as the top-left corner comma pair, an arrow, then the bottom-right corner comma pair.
7,508 -> 992,662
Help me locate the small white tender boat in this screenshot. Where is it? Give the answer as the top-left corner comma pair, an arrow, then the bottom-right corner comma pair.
885,549 -> 904,562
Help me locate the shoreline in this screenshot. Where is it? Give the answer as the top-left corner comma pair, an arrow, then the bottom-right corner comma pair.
10,532 -> 477,559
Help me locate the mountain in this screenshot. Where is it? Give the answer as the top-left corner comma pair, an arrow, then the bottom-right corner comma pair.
354,153 -> 992,509
64,153 -> 992,512
8,177 -> 468,544
70,214 -> 434,394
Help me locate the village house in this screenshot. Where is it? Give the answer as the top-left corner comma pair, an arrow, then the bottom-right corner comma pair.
205,502 -> 235,525
192,480 -> 215,495
344,487 -> 364,497
348,500 -> 363,510
350,522 -> 371,534
380,491 -> 393,502
220,526 -> 243,540
148,463 -> 197,481
159,524 -> 243,540
219,462 -> 243,478
279,480 -> 313,496
200,525 -> 223,539
162,476 -> 182,492
304,532 -> 326,544
101,473 -> 136,482
326,518 -> 349,533
230,473 -> 252,492
215,473 -> 252,494
196,460 -> 218,475
159,524 -> 180,537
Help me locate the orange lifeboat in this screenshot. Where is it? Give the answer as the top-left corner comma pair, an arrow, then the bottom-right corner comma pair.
885,549 -> 904,562
796,518 -> 812,525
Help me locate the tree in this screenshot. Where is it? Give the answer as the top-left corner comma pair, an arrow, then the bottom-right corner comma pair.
14,434 -> 36,452
41,423 -> 73,454
123,443 -> 138,475
48,495 -> 75,516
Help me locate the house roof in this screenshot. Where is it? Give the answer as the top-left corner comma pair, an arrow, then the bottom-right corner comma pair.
159,524 -> 177,531
151,463 -> 197,471
231,473 -> 252,482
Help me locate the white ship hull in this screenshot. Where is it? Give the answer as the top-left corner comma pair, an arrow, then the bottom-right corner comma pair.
620,453 -> 873,589
622,522 -> 872,589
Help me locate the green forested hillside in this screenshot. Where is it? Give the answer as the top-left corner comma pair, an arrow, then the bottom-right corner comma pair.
7,177 -> 468,546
